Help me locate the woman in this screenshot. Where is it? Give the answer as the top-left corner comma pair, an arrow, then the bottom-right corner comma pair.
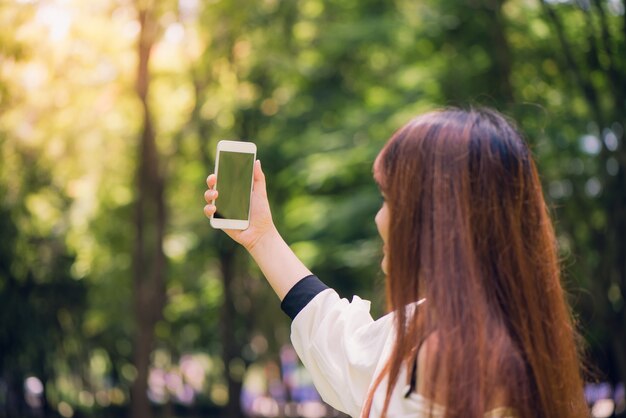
203,108 -> 588,418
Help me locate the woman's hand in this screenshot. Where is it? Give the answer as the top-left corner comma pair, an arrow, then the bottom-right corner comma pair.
203,160 -> 277,252
204,159 -> 312,300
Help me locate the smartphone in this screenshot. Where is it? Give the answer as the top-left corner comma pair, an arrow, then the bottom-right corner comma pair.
210,140 -> 256,230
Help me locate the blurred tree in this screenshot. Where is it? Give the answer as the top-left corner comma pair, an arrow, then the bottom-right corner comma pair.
129,2 -> 166,418
0,5 -> 87,417
534,0 -> 626,386
0,124 -> 86,418
0,190 -> 85,418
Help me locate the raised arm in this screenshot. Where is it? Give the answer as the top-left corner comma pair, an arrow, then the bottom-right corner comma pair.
204,161 -> 394,416
203,160 -> 312,300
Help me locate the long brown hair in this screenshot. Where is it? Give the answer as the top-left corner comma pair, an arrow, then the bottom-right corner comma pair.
366,108 -> 587,418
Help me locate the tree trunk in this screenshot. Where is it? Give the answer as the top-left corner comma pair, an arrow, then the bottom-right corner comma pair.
218,241 -> 245,418
485,0 -> 515,104
130,7 -> 165,418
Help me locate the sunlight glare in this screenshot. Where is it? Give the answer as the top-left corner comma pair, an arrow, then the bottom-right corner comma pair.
165,23 -> 185,44
35,3 -> 72,41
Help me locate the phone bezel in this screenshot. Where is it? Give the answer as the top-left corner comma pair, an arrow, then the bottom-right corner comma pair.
210,140 -> 257,230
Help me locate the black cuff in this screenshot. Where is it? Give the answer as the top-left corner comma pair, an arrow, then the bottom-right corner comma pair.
281,275 -> 329,320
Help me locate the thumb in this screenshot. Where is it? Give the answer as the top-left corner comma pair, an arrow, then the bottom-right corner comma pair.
253,159 -> 267,196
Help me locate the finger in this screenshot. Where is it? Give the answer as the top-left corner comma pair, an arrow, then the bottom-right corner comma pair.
203,204 -> 216,218
206,174 -> 217,188
253,160 -> 267,196
204,189 -> 218,204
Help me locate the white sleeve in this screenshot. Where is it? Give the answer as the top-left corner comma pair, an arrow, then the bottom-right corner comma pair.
290,288 -> 394,417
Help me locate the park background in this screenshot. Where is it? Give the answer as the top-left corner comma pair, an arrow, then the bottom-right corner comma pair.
1,0 -> 625,417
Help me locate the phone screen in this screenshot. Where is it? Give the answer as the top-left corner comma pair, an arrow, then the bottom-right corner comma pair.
214,151 -> 255,220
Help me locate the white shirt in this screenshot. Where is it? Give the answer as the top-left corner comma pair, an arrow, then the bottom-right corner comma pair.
289,288 -> 517,418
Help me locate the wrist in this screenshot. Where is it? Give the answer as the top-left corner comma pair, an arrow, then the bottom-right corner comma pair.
246,225 -> 281,255
244,224 -> 313,300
